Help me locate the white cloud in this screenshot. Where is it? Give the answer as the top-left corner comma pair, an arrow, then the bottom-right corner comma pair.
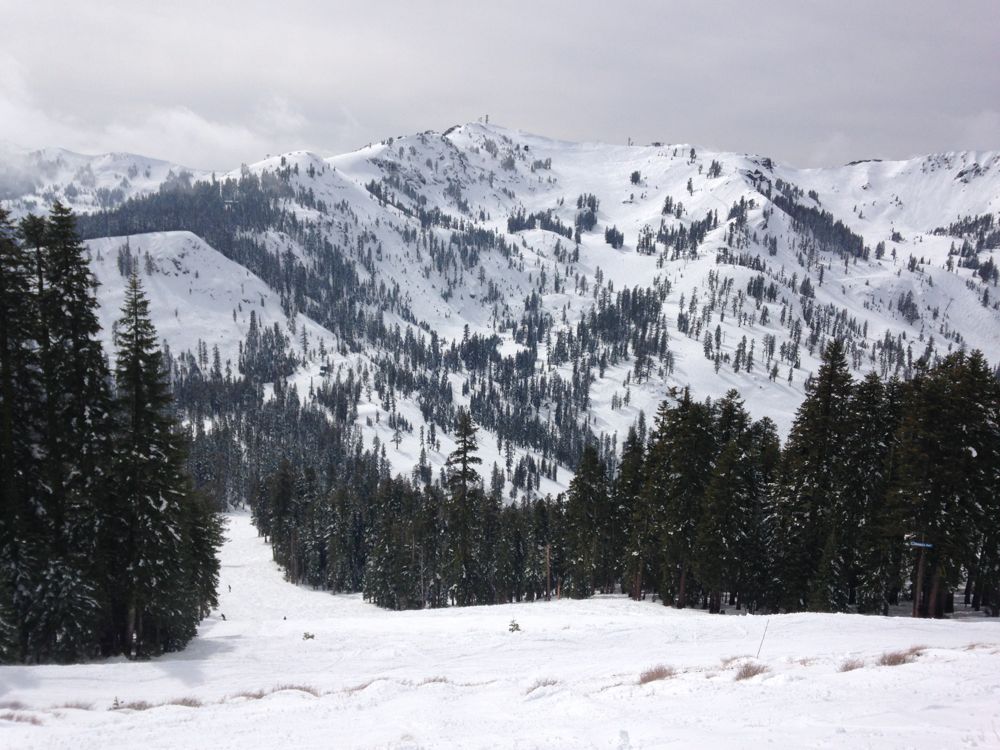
1,2 -> 998,168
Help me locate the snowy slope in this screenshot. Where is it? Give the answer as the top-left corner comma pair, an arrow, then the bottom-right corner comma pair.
1,512 -> 998,749
6,124 -> 1000,486
0,141 -> 202,218
313,123 -> 1000,441
86,231 -> 335,371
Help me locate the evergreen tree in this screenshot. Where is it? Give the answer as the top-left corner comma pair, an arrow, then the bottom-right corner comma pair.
890,352 -> 999,617
564,444 -> 607,598
743,417 -> 781,612
445,409 -> 482,605
852,376 -> 905,614
692,392 -> 756,613
646,390 -> 716,607
108,272 -> 221,655
0,208 -> 41,662
21,204 -> 113,662
618,426 -> 651,599
693,440 -> 744,613
773,339 -> 853,611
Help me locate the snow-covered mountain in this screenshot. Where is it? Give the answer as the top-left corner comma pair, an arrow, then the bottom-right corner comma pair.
4,123 -> 1000,496
0,140 -> 201,216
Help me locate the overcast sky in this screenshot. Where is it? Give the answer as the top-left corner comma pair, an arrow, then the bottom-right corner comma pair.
2,0 -> 998,170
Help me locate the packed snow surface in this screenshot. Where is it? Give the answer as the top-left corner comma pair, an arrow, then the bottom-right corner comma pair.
2,513 -> 999,749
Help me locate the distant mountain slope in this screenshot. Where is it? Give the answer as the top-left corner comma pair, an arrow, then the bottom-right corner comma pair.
0,141 -> 202,216
5,124 -> 999,496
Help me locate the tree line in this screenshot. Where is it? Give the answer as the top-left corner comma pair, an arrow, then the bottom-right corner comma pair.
254,339 -> 1000,619
0,204 -> 222,664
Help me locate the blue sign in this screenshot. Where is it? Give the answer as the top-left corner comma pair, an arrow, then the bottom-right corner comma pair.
908,541 -> 933,549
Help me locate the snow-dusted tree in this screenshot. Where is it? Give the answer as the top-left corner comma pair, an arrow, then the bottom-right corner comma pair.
890,351 -> 1000,618
109,272 -> 221,655
21,203 -> 111,662
0,208 -> 40,663
850,375 -> 905,614
772,339 -> 853,612
564,444 -> 607,598
445,409 -> 483,606
646,389 -> 716,608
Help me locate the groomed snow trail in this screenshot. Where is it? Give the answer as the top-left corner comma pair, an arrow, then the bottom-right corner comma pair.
2,512 -> 999,749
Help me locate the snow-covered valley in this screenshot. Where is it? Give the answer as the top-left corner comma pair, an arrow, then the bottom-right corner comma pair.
2,513 -> 998,749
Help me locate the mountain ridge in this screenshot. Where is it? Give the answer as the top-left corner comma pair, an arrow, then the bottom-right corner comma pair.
3,122 -> 1000,498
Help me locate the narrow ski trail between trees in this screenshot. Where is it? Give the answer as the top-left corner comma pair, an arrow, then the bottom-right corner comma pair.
2,512 -> 999,749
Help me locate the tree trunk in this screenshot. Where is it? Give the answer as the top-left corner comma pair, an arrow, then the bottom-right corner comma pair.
927,571 -> 943,619
912,549 -> 927,618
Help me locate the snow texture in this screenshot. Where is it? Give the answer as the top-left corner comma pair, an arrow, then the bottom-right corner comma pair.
1,513 -> 998,749
5,124 -> 1000,494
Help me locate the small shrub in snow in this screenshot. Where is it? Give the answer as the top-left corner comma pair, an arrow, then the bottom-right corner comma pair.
419,676 -> 449,686
274,684 -> 320,696
638,665 -> 675,684
165,697 -> 202,708
525,678 -> 558,694
734,661 -> 769,681
877,646 -> 924,667
118,700 -> 154,711
231,689 -> 268,701
839,657 -> 864,672
0,711 -> 42,725
302,632 -> 315,640
341,680 -> 377,695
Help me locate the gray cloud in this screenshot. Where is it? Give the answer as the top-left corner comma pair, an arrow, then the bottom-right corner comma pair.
2,0 -> 998,169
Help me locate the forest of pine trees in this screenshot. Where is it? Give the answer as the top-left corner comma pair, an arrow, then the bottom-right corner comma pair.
2,175 -> 998,667
0,204 -> 222,663
251,342 -> 1000,620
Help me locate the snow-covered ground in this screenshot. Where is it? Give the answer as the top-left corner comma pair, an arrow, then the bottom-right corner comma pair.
2,513 -> 998,749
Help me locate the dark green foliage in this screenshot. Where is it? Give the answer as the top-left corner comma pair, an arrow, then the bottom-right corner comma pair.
445,409 -> 483,605
773,339 -> 853,611
0,209 -> 221,663
889,351 -> 1000,617
248,346 -> 999,620
604,225 -> 624,249
647,390 -> 716,608
564,445 -> 608,598
107,272 -> 223,656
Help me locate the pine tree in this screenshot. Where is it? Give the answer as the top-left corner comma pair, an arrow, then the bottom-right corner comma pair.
743,417 -> 781,612
646,390 -> 716,607
808,528 -> 849,612
691,392 -> 760,613
891,352 -> 999,617
564,444 -> 607,598
618,426 -> 651,599
0,566 -> 17,662
445,409 -> 482,605
109,272 -> 220,655
20,204 -> 113,662
773,339 -> 853,611
851,375 -> 904,614
0,208 -> 41,662
693,440 -> 743,613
